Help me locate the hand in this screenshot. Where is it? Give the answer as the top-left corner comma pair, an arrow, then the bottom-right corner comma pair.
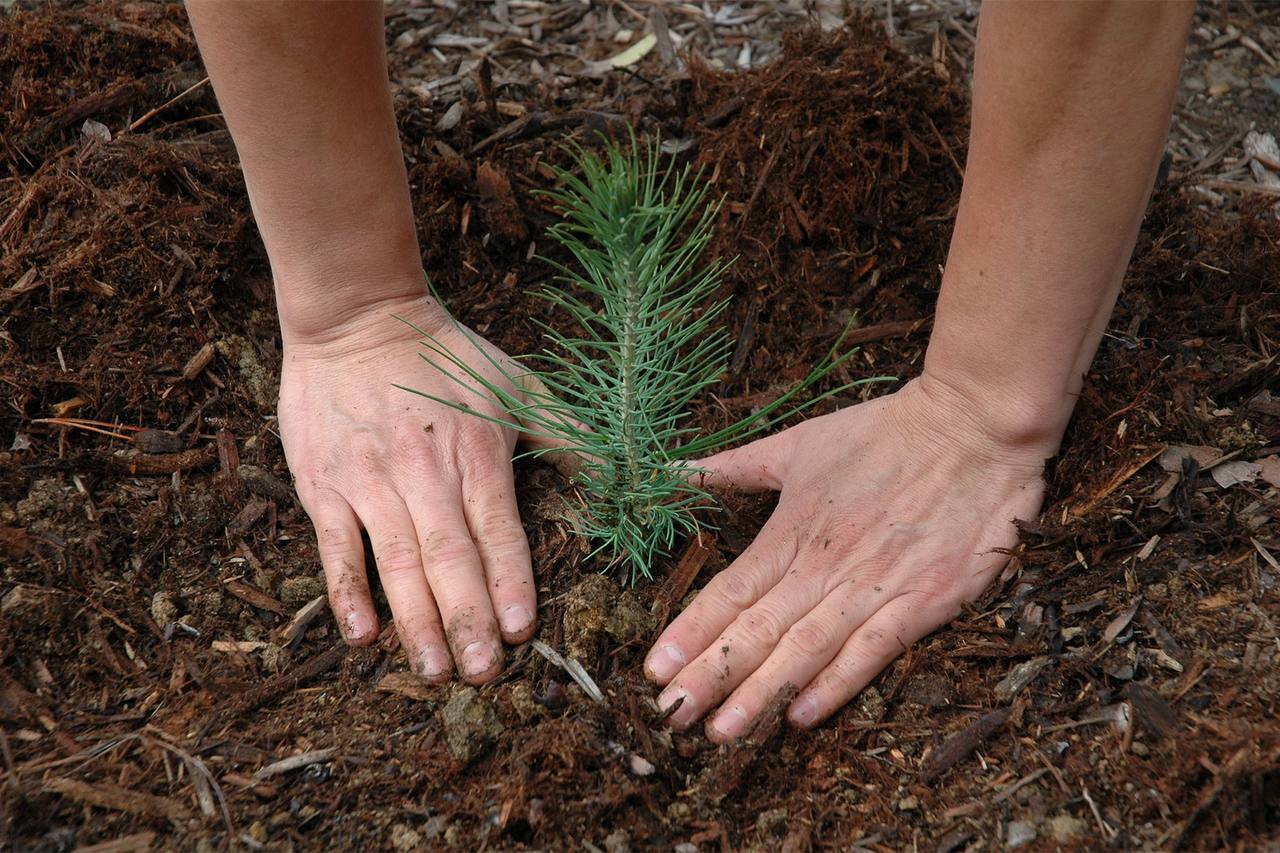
279,294 -> 536,684
644,375 -> 1052,739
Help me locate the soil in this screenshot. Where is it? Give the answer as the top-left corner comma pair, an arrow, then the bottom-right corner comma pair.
2,3 -> 1279,851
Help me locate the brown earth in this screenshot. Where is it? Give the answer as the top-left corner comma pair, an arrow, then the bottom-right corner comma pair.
2,4 -> 1279,851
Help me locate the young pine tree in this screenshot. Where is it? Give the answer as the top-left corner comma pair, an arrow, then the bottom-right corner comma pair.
399,135 -> 888,584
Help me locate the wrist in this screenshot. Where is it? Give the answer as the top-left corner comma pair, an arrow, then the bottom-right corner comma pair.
912,364 -> 1073,461
271,228 -> 433,347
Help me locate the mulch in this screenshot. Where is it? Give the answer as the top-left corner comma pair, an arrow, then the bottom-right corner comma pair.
1,4 -> 1278,851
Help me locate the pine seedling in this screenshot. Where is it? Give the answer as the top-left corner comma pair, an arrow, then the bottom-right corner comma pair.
399,134 -> 890,584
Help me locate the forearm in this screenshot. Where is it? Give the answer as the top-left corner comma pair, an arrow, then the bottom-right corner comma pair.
185,0 -> 425,342
923,0 -> 1193,453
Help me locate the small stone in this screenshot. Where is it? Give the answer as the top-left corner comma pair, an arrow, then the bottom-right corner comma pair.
629,753 -> 655,776
280,575 -> 326,608
897,795 -> 919,812
673,844 -> 698,853
150,591 -> 179,627
443,824 -> 461,846
604,829 -> 631,853
194,839 -> 216,853
1048,814 -> 1087,844
390,823 -> 422,851
248,821 -> 268,843
441,686 -> 504,762
994,657 -> 1050,703
1006,820 -> 1037,848
1131,741 -> 1150,757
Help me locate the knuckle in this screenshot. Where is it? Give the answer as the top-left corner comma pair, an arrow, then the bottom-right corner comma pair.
421,533 -> 478,568
374,536 -> 423,577
732,607 -> 786,650
786,619 -> 834,657
315,522 -> 358,558
456,426 -> 505,469
710,570 -> 759,611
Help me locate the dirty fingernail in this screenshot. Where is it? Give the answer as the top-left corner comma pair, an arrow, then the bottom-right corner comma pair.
417,647 -> 452,680
711,704 -> 749,740
344,610 -> 373,642
461,640 -> 497,676
646,643 -> 686,682
499,604 -> 532,636
658,687 -> 694,728
789,694 -> 818,727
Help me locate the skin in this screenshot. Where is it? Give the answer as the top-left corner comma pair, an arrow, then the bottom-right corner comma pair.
184,1 -> 1194,729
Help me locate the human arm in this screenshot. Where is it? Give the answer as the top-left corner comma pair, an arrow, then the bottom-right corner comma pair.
184,1 -> 536,682
644,0 -> 1196,737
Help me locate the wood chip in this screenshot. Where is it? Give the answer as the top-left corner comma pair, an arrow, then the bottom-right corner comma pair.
222,578 -> 288,616
275,594 -> 328,646
253,747 -> 339,780
180,342 -> 215,381
1102,600 -> 1140,644
225,496 -> 270,539
44,777 -> 192,824
73,831 -> 158,853
921,709 -> 1010,780
1121,682 -> 1177,739
701,682 -> 798,800
212,640 -> 268,653
376,671 -> 439,702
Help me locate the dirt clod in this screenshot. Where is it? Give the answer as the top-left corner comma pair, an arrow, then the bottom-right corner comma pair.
279,575 -> 326,608
441,686 -> 504,763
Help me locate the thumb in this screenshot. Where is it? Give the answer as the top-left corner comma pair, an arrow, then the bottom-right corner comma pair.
693,428 -> 796,492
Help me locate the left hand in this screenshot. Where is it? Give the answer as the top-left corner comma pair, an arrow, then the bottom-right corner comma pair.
644,375 -> 1051,740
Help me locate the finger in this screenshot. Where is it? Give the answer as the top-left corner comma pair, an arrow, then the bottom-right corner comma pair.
460,452 -> 536,644
655,565 -> 828,731
354,492 -> 453,683
787,594 -> 932,729
307,493 -> 378,645
705,578 -> 892,742
645,512 -> 797,686
692,428 -> 796,492
407,481 -> 504,684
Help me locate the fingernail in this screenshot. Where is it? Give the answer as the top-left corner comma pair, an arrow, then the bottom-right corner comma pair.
711,705 -> 749,740
658,687 -> 694,728
646,643 -> 686,682
344,611 -> 372,642
789,694 -> 818,727
499,604 -> 532,636
461,640 -> 497,677
416,647 -> 451,680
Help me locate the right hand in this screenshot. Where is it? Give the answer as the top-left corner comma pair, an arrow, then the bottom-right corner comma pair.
278,293 -> 537,685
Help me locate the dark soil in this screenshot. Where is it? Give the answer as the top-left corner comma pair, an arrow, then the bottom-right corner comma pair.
2,5 -> 1278,851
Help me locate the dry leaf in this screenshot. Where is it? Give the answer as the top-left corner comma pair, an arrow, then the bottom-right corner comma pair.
1210,460 -> 1261,488
1102,600 -> 1140,644
1158,444 -> 1220,472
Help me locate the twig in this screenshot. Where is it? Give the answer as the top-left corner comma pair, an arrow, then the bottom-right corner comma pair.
530,640 -> 604,703
1082,784 -> 1117,839
126,76 -> 210,134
